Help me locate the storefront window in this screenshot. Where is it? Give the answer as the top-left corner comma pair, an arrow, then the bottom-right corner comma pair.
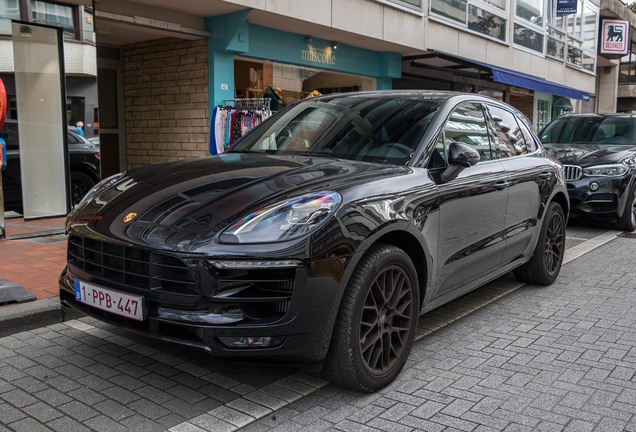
468,5 -> 506,41
536,97 -> 552,132
513,23 -> 544,53
0,0 -> 20,34
31,0 -> 75,37
431,0 -> 467,24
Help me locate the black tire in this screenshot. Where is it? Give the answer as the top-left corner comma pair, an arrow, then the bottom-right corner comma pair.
323,244 -> 420,392
615,183 -> 636,232
514,202 -> 566,286
71,172 -> 96,207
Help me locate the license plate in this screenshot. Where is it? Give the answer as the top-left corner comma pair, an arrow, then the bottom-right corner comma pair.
74,280 -> 144,321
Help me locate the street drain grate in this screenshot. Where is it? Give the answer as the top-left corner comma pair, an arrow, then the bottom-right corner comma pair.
0,280 -> 36,306
618,232 -> 636,239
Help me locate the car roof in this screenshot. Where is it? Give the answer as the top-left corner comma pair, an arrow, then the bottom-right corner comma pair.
309,90 -> 500,105
555,113 -> 636,120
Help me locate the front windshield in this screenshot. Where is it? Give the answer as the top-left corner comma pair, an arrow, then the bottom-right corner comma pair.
541,116 -> 636,145
230,96 -> 441,166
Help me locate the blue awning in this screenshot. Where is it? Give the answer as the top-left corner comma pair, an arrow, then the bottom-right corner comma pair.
488,65 -> 590,101
405,52 -> 591,101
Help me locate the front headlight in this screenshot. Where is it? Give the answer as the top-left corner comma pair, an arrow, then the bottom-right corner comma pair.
220,191 -> 341,244
583,164 -> 628,177
75,172 -> 125,209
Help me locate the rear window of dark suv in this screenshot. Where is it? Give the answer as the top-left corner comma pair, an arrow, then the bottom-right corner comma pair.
541,115 -> 636,145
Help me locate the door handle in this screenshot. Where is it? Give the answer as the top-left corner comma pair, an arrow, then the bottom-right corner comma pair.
494,181 -> 509,190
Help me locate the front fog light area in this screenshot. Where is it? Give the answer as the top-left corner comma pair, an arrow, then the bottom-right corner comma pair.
158,306 -> 244,324
218,336 -> 285,348
589,182 -> 600,191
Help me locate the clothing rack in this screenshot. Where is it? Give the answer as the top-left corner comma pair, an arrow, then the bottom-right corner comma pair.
223,98 -> 271,109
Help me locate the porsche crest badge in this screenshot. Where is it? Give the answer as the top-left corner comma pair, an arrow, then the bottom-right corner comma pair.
123,212 -> 137,223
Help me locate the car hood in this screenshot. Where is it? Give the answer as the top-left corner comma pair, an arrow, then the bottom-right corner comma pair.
68,153 -> 412,252
543,143 -> 636,166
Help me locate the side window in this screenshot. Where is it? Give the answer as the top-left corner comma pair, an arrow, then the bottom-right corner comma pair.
67,131 -> 81,145
427,131 -> 448,169
486,104 -> 525,158
443,102 -> 492,161
516,118 -> 538,153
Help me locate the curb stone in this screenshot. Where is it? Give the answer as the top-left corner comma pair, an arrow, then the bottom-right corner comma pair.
0,297 -> 84,337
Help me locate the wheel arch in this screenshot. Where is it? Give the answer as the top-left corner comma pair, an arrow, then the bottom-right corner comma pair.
372,230 -> 429,310
70,163 -> 100,183
551,190 -> 570,220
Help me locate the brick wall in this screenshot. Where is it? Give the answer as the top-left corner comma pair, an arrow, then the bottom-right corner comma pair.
122,38 -> 209,169
509,94 -> 535,128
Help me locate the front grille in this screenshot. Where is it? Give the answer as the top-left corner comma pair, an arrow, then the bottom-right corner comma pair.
68,235 -> 197,296
563,165 -> 583,181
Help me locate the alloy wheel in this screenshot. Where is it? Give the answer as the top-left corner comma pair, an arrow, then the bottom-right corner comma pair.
359,265 -> 414,376
544,210 -> 565,275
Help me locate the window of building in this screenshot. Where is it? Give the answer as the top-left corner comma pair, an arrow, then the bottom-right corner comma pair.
431,0 -> 467,24
546,27 -> 565,60
545,0 -> 597,71
516,0 -> 543,26
431,0 -> 508,42
391,0 -> 421,8
468,5 -> 506,41
513,23 -> 544,53
374,0 -> 422,12
0,0 -> 20,34
619,41 -> 636,84
535,96 -> 552,132
31,0 -> 75,37
82,7 -> 94,43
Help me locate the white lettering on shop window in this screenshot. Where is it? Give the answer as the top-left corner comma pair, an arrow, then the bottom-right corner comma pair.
301,48 -> 336,66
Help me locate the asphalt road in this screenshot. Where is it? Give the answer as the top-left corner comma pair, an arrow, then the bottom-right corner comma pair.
1,224 -> 634,432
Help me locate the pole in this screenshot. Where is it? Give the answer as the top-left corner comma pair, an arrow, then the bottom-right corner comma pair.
0,170 -> 4,239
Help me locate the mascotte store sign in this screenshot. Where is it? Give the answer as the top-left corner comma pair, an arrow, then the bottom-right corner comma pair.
302,48 -> 336,66
599,19 -> 630,57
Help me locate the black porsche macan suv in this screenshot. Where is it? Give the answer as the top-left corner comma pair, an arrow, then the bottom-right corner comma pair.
60,91 -> 569,391
540,113 -> 636,231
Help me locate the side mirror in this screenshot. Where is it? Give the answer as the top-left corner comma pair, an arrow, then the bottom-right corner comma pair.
441,141 -> 480,182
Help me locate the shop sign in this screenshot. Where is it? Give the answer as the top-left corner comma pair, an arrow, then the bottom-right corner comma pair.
599,20 -> 630,57
134,16 -> 182,32
301,48 -> 336,66
556,0 -> 577,15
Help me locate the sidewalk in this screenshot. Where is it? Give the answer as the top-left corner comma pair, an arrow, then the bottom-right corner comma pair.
0,215 -> 68,335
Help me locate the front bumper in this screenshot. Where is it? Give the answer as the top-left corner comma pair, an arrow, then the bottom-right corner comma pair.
566,175 -> 631,221
59,235 -> 351,364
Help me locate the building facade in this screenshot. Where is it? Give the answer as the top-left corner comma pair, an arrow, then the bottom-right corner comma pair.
1,0 -> 631,176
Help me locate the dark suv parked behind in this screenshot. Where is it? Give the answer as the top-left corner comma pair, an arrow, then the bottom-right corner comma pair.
1,119 -> 101,214
540,113 -> 636,231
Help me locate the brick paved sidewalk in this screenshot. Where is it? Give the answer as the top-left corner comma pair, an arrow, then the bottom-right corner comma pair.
0,217 -> 66,301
